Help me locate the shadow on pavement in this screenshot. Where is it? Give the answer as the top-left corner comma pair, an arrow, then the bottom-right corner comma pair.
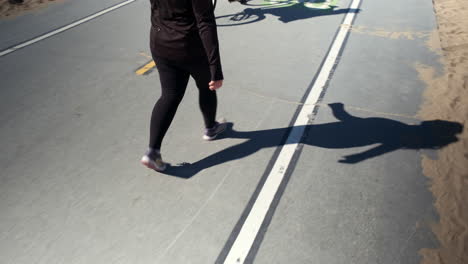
162,103 -> 463,178
216,2 -> 360,26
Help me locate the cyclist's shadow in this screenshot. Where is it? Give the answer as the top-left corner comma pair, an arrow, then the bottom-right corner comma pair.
216,2 -> 360,26
162,103 -> 463,178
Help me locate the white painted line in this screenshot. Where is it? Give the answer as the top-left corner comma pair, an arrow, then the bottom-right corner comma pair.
223,0 -> 362,263
0,0 -> 136,57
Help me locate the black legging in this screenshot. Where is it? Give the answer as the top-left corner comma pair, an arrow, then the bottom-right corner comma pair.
149,56 -> 217,150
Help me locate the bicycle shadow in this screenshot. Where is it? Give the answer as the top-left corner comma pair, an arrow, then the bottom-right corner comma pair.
216,2 -> 360,26
161,103 -> 463,178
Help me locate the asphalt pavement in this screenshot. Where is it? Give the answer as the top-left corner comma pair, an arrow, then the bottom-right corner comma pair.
0,0 -> 447,263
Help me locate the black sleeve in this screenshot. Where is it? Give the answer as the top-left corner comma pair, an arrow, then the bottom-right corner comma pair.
191,0 -> 224,81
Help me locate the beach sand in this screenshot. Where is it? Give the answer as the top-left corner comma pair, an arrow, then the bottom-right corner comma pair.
418,0 -> 468,264
0,0 -> 63,19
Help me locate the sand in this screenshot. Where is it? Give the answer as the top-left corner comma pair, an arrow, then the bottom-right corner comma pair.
0,0 -> 63,19
418,0 -> 468,264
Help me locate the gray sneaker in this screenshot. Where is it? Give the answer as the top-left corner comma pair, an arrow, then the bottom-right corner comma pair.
140,150 -> 167,172
203,121 -> 227,141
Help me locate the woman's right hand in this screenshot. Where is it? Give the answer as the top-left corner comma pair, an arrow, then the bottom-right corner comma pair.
209,80 -> 223,91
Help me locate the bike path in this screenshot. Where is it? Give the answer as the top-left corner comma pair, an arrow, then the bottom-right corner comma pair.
0,0 -> 344,263
251,0 -> 445,263
0,0 -> 446,263
0,0 -> 128,51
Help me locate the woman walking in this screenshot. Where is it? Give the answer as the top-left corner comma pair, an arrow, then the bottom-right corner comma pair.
141,0 -> 226,172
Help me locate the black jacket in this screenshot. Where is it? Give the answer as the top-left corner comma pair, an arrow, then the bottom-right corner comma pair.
149,0 -> 223,81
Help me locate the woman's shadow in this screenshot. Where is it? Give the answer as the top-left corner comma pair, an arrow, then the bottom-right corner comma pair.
162,103 -> 463,178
